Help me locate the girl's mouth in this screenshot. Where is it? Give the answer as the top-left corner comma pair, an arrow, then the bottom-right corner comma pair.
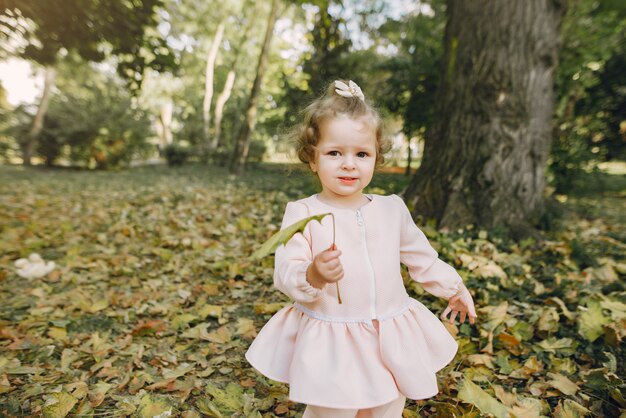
339,177 -> 357,184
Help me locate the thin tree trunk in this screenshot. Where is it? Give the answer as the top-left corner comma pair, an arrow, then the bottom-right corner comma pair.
23,66 -> 56,166
210,4 -> 254,151
203,20 -> 225,153
405,136 -> 412,176
403,0 -> 565,236
157,100 -> 173,150
211,69 -> 236,150
229,0 -> 279,175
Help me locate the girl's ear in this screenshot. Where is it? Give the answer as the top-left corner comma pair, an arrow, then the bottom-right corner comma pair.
309,160 -> 317,173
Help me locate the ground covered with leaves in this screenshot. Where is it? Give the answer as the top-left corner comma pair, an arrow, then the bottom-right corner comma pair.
0,163 -> 624,417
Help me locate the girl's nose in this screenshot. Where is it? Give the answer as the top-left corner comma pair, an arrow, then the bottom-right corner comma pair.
342,155 -> 356,169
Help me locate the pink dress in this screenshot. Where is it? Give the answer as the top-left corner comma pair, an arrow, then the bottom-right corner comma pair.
245,194 -> 463,409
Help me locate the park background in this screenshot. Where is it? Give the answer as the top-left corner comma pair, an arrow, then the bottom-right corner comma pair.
0,0 -> 624,417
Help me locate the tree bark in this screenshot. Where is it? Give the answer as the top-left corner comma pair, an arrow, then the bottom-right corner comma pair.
229,0 -> 279,175
203,20 -> 225,152
210,2 -> 254,152
403,0 -> 565,235
157,100 -> 173,150
405,136 -> 412,176
23,65 -> 56,166
211,69 -> 236,151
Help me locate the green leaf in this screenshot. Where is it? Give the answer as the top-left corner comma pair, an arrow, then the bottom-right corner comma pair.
458,378 -> 511,418
250,213 -> 331,260
578,299 -> 610,342
42,392 -> 78,418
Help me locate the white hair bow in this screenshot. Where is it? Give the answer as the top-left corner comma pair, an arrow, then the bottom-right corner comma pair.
334,80 -> 365,101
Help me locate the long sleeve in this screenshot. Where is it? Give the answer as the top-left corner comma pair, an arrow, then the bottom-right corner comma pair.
273,202 -> 324,303
394,195 -> 463,300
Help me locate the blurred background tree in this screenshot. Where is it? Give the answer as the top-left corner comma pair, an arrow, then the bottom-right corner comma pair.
0,0 -> 176,165
0,0 -> 624,231
551,0 -> 626,193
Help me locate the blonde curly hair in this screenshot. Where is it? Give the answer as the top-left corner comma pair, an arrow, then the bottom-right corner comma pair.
290,80 -> 390,167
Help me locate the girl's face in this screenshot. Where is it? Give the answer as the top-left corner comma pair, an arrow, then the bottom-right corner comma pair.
310,115 -> 377,207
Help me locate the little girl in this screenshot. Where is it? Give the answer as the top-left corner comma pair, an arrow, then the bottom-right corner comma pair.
246,80 -> 477,417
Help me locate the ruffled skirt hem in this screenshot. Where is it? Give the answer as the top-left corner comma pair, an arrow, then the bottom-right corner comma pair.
245,298 -> 458,408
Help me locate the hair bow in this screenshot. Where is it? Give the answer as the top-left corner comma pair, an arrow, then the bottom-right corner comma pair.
334,80 -> 365,101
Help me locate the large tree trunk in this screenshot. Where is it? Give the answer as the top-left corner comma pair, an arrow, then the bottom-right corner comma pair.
229,0 -> 279,175
203,20 -> 225,153
23,66 -> 56,166
403,0 -> 565,235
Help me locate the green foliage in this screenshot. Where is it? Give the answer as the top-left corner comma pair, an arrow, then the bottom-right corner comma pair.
551,0 -> 626,193
33,58 -> 153,168
282,1 -> 353,125
163,143 -> 192,166
375,0 -> 446,136
1,0 -> 176,90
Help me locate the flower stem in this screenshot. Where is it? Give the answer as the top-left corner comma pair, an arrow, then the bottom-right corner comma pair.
330,213 -> 342,304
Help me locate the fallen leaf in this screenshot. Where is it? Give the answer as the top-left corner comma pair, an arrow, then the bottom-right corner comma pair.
458,377 -> 510,418
42,392 -> 78,418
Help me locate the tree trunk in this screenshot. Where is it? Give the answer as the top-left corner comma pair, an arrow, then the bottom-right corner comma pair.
403,0 -> 565,235
211,69 -> 236,150
229,0 -> 279,175
203,20 -> 225,152
405,136 -> 412,176
23,66 -> 56,166
157,100 -> 173,150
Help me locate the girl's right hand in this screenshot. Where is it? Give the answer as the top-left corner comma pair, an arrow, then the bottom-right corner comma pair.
306,244 -> 343,289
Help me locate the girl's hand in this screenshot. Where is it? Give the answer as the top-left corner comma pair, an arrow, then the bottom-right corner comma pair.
306,244 -> 343,289
441,283 -> 477,325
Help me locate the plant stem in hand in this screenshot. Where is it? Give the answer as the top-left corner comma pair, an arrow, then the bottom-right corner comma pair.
330,213 -> 342,304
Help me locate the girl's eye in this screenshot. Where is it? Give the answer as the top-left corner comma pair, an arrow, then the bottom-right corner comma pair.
357,152 -> 369,158
328,151 -> 340,156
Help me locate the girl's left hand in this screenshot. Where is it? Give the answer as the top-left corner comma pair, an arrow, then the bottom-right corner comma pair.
441,283 -> 477,325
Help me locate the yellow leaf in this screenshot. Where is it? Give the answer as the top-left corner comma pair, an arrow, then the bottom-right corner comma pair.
88,382 -> 112,407
163,363 -> 194,380
492,384 -> 518,407
481,301 -> 509,332
578,300 -> 610,342
196,397 -> 223,417
466,354 -> 495,369
553,399 -> 590,418
458,377 -> 510,418
198,304 -> 222,319
42,392 -> 78,418
254,302 -> 286,315
61,349 -> 79,371
89,298 -> 109,313
0,374 -> 12,394
205,382 -> 243,412
172,314 -> 198,330
235,318 -> 257,339
509,396 -> 549,418
547,372 -> 579,396
205,325 -> 232,344
136,394 -> 173,418
48,327 -> 68,341
474,262 -> 507,280
537,307 -> 560,332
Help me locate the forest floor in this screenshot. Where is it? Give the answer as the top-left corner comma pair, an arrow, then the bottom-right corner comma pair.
0,163 -> 624,417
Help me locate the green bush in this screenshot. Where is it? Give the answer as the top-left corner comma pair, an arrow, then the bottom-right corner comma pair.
163,143 -> 191,166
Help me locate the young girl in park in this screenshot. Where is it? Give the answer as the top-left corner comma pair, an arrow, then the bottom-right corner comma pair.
246,80 -> 477,417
